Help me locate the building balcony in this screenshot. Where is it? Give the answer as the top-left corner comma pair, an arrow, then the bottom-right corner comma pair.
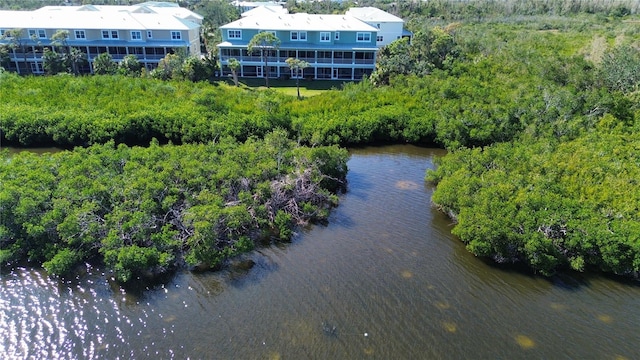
220,54 -> 374,66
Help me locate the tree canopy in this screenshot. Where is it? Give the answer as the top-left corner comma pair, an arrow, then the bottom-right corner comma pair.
285,57 -> 310,99
1,135 -> 347,282
247,32 -> 281,88
1,6 -> 640,280
427,130 -> 640,276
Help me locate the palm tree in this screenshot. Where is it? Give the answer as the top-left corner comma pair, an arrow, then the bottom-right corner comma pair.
247,32 -> 281,88
92,52 -> 117,75
285,58 -> 310,99
227,57 -> 240,86
67,47 -> 86,75
5,29 -> 27,74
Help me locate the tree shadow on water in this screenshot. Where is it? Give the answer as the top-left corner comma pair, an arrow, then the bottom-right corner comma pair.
226,251 -> 280,288
479,258 -> 593,290
344,168 -> 373,202
549,268 -> 640,290
549,271 -> 592,291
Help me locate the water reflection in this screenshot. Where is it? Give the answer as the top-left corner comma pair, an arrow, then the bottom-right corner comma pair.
2,147 -> 64,156
1,145 -> 640,359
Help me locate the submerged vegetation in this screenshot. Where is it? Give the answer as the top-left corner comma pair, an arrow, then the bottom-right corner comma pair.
1,0 -> 640,279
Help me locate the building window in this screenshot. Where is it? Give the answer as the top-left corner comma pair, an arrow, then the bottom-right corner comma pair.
291,31 -> 307,41
228,30 -> 241,39
131,31 -> 142,40
30,62 -> 44,73
0,29 -> 5,37
102,30 -> 119,39
376,35 -> 383,42
335,32 -> 340,40
376,23 -> 381,29
356,32 -> 371,42
171,31 -> 181,40
75,30 -> 86,40
29,29 -> 47,39
147,30 -> 153,39
320,32 -> 330,42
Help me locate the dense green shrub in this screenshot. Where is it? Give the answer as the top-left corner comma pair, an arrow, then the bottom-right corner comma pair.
427,129 -> 640,276
1,12 -> 637,150
2,10 -> 639,279
0,135 -> 347,281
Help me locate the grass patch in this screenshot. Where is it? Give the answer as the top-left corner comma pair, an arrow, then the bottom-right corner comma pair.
218,77 -> 353,97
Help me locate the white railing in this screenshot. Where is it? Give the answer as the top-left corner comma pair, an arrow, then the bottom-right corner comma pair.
220,54 -> 375,66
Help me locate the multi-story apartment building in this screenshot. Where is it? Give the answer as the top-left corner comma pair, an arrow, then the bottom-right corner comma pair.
218,13 -> 378,81
346,7 -> 411,47
217,6 -> 409,81
0,2 -> 202,74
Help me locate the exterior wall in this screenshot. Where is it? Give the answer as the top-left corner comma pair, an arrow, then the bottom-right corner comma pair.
217,8 -> 402,80
219,27 -> 378,81
1,33 -> 198,74
374,22 -> 404,47
221,28 -> 376,48
0,9 -> 201,75
219,51 -> 375,81
344,7 -> 409,47
186,28 -> 201,56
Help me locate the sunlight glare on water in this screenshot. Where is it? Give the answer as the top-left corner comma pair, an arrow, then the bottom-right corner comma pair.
1,145 -> 640,359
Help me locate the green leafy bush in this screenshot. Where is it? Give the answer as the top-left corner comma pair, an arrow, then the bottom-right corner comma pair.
1,135 -> 347,281
428,131 -> 640,276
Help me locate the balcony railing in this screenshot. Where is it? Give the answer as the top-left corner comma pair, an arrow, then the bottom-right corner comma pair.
8,52 -> 39,59
220,54 -> 374,65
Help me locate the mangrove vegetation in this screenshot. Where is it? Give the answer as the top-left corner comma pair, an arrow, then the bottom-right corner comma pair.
1,134 -> 347,281
1,0 -> 640,279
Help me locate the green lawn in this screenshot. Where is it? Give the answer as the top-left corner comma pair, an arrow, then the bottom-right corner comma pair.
218,77 -> 353,97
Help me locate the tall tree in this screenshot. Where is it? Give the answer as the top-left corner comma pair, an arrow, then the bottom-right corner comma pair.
285,57 -> 309,99
92,52 -> 117,75
227,57 -> 240,86
151,53 -> 184,80
42,47 -> 65,75
50,30 -> 70,55
247,32 -> 281,88
119,54 -> 142,77
193,0 -> 240,55
0,42 -> 9,70
370,37 -> 413,86
180,55 -> 211,82
51,30 -> 87,75
67,47 -> 86,75
5,29 -> 26,74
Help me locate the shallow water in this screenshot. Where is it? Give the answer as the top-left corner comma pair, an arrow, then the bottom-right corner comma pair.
1,145 -> 639,359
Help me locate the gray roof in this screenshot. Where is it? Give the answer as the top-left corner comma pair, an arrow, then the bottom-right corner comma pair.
241,5 -> 288,18
0,2 -> 201,31
345,7 -> 404,23
220,13 -> 378,32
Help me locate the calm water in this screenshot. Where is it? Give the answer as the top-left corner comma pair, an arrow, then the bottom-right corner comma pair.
2,147 -> 63,156
1,145 -> 639,359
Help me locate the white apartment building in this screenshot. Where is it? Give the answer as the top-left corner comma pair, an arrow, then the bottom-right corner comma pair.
346,7 -> 411,47
0,2 -> 202,74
